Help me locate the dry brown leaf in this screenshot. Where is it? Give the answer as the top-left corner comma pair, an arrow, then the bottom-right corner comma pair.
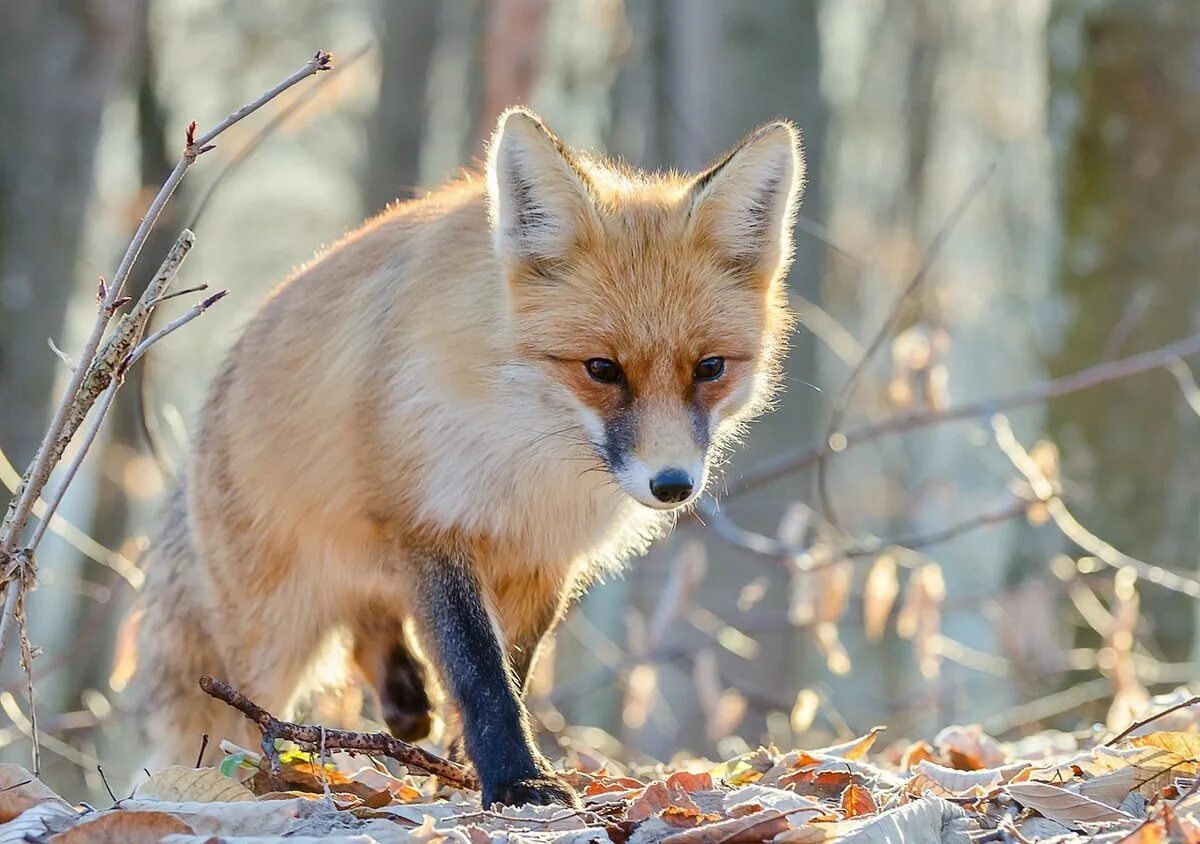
862,556 -> 899,641
908,759 -> 1002,797
934,724 -> 1005,770
1118,820 -> 1168,843
133,765 -> 256,803
1005,781 -> 1134,829
48,811 -> 193,843
660,804 -> 723,829
900,741 -> 936,771
0,765 -> 71,824
790,690 -> 820,735
626,780 -> 704,823
661,809 -> 790,844
0,802 -> 78,843
836,797 -> 965,843
1132,731 -> 1200,761
665,771 -> 715,793
839,783 -> 877,818
814,726 -> 886,761
774,825 -> 837,843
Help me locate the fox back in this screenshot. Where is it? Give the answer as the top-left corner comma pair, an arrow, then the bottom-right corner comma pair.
133,108 -> 803,805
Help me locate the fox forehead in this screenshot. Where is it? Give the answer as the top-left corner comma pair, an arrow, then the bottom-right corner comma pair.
510,196 -> 773,364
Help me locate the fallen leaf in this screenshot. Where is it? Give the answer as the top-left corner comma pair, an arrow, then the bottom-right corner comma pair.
48,810 -> 193,842
839,783 -> 877,818
0,801 -> 77,843
908,759 -> 1004,798
665,771 -> 715,793
836,797 -> 966,843
1005,781 -> 1134,829
0,764 -> 70,823
934,724 -> 1005,770
661,809 -> 789,844
813,727 -> 886,761
660,804 -> 722,829
133,765 -> 256,803
627,781 -> 703,822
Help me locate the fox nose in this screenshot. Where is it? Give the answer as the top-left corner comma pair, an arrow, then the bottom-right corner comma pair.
649,469 -> 694,504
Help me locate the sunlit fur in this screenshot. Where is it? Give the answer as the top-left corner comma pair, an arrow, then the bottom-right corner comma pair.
133,107 -> 804,768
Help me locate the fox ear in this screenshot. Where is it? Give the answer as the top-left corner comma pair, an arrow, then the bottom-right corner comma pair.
486,107 -> 598,267
688,121 -> 804,280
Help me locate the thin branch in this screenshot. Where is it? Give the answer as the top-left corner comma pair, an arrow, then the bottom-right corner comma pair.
0,447 -> 140,588
0,48 -> 331,671
733,330 -> 1200,497
1104,694 -> 1200,747
816,164 -> 996,532
696,496 -> 1028,565
992,414 -> 1200,598
199,675 -> 479,791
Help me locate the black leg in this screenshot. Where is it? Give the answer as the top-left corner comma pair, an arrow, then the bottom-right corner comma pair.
414,554 -> 579,808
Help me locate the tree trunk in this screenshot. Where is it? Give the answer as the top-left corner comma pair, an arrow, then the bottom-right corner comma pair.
1050,0 -> 1200,664
364,0 -> 440,213
0,0 -> 137,471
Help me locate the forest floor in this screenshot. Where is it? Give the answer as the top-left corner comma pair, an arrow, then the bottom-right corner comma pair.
2,687 -> 1197,842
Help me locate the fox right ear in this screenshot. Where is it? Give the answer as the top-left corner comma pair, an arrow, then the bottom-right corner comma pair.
486,108 -> 599,268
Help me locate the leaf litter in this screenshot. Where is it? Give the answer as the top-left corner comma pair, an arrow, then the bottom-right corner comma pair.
5,699 -> 1200,842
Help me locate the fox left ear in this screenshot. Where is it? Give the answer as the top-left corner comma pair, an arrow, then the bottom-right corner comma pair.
486,107 -> 599,269
688,121 -> 805,281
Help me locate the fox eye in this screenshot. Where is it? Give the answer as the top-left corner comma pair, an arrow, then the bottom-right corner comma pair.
694,356 -> 725,381
585,358 -> 624,384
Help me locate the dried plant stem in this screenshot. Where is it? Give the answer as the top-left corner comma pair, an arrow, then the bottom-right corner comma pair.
199,675 -> 479,791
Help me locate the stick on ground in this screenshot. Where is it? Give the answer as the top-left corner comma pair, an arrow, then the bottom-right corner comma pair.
199,674 -> 479,791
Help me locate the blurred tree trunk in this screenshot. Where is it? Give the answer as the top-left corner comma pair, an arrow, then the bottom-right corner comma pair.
817,0 -> 1056,733
0,0 -> 137,473
365,0 -> 439,213
472,0 -> 549,153
1049,1 -> 1200,664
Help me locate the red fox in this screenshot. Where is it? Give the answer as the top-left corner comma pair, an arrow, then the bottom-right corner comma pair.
133,107 -> 803,807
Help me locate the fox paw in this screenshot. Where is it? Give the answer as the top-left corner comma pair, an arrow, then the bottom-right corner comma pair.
485,775 -> 581,809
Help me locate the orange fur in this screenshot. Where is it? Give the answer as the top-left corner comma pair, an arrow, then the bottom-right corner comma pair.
132,108 -> 804,770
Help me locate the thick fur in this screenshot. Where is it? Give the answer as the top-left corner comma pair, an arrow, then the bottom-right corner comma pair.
132,108 -> 803,806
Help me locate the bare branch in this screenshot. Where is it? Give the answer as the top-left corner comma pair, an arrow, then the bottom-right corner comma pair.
199,675 -> 478,790
992,414 -> 1200,597
0,49 -> 331,672
733,330 -> 1200,496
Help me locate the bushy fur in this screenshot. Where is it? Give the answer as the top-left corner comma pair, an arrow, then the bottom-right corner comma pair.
132,108 -> 804,787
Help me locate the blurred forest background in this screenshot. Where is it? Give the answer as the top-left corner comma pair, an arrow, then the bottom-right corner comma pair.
2,0 -> 1199,803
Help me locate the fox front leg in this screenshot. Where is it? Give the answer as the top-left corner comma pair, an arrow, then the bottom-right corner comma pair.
413,554 -> 579,808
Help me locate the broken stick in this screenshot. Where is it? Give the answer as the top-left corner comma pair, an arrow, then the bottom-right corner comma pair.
199,674 -> 479,791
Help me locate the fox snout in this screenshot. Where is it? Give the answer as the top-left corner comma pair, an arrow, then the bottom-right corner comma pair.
596,401 -> 710,511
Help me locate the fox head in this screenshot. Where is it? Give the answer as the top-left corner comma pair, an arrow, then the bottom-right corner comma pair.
486,108 -> 802,511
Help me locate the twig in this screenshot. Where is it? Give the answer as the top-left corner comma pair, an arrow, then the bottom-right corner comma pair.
1103,694 -> 1200,747
696,496 -> 1028,565
816,163 -> 995,532
1168,357 -> 1200,419
195,734 -> 209,769
96,764 -> 117,804
199,675 -> 479,790
0,48 -> 331,672
0,447 -> 141,588
733,329 -> 1200,496
993,415 -> 1200,598
17,606 -> 37,775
